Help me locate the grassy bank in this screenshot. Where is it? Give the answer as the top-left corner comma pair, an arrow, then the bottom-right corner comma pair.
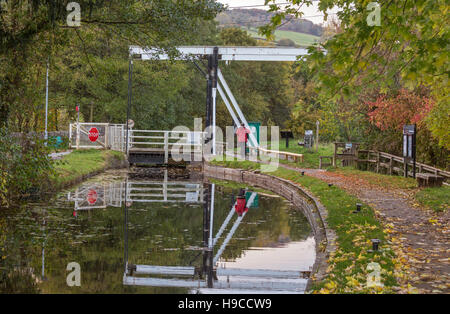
261,141 -> 334,169
415,186 -> 450,212
262,144 -> 448,213
210,159 -> 399,293
52,149 -> 125,188
243,27 -> 320,47
332,167 -> 449,212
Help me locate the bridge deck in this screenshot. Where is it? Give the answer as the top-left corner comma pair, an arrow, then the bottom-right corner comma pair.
129,148 -> 166,153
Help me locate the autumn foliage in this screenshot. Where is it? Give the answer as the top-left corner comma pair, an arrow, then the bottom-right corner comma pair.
367,90 -> 435,131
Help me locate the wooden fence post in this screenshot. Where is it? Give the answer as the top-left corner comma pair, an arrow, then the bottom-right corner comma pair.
376,152 -> 380,173
404,157 -> 408,177
333,143 -> 337,167
389,157 -> 393,175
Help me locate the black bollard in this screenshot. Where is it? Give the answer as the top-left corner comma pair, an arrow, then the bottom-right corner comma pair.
353,203 -> 362,213
370,239 -> 381,252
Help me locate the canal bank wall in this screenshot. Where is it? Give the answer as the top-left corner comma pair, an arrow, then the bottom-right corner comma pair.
203,163 -> 336,290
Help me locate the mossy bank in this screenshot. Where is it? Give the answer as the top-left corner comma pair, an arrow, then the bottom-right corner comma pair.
51,149 -> 127,191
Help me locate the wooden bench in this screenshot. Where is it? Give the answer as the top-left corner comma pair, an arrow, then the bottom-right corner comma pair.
416,173 -> 445,187
319,156 -> 334,169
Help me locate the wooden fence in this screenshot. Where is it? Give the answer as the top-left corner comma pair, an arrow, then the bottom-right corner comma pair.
357,150 -> 450,182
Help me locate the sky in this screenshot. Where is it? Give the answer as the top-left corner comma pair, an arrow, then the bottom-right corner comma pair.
217,0 -> 339,25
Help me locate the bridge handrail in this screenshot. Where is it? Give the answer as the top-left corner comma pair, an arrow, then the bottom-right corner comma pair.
131,129 -> 206,134
128,130 -> 205,150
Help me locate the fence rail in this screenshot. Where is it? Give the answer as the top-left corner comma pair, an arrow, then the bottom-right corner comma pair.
357,150 -> 450,181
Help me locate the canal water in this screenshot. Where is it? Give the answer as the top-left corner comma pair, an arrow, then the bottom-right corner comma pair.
0,169 -> 315,294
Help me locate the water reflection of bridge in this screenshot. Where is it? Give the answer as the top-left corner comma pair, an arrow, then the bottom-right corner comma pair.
120,181 -> 311,294
67,172 -> 204,212
67,174 -> 311,292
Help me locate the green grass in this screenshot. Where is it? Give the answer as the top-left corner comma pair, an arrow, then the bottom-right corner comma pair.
333,167 -> 449,212
243,27 -> 320,47
210,159 -> 398,293
415,185 -> 450,212
208,178 -> 278,196
52,149 -> 125,187
262,141 -> 334,169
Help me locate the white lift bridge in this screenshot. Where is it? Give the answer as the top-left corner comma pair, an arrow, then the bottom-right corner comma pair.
126,46 -> 310,156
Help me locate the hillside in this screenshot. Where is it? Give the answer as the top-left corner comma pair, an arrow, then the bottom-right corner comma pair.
244,27 -> 320,47
216,9 -> 323,36
216,9 -> 322,47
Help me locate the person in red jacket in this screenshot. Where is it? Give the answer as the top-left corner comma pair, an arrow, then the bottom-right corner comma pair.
234,189 -> 249,216
236,123 -> 250,160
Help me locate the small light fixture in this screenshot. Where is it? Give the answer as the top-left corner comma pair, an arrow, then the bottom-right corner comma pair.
353,203 -> 362,213
369,239 -> 381,252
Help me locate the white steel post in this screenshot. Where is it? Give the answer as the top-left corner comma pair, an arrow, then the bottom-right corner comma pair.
164,131 -> 169,163
44,58 -> 49,144
76,105 -> 80,149
209,183 -> 215,249
217,69 -> 259,148
69,123 -> 72,148
76,123 -> 80,150
217,85 -> 240,127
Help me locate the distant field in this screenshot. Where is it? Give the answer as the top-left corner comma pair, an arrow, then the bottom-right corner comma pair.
243,27 -> 320,47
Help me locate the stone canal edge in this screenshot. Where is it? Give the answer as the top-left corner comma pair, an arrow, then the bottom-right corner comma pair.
203,163 -> 337,291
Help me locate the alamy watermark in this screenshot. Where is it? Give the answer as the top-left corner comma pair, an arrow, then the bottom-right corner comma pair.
66,262 -> 81,287
366,262 -> 384,288
367,2 -> 381,26
1,1 -> 81,27
67,2 -> 81,27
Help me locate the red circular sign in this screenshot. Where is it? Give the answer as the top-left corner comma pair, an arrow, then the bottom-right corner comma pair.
88,127 -> 99,142
87,189 -> 98,205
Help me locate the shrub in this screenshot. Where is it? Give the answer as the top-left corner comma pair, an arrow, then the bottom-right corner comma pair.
0,128 -> 54,206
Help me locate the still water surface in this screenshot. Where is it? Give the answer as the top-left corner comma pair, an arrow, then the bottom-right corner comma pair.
0,169 -> 315,293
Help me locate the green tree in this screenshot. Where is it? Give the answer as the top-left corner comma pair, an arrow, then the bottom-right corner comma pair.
0,0 -> 224,128
262,0 -> 449,149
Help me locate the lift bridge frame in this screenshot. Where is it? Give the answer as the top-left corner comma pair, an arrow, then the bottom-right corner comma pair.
126,46 -> 309,156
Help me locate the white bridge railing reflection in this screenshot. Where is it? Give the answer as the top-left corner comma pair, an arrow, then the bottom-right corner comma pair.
67,177 -> 204,212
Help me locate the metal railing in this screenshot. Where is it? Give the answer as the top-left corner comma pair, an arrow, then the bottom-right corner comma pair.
127,130 -> 205,163
128,130 -> 203,149
69,122 -> 126,151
